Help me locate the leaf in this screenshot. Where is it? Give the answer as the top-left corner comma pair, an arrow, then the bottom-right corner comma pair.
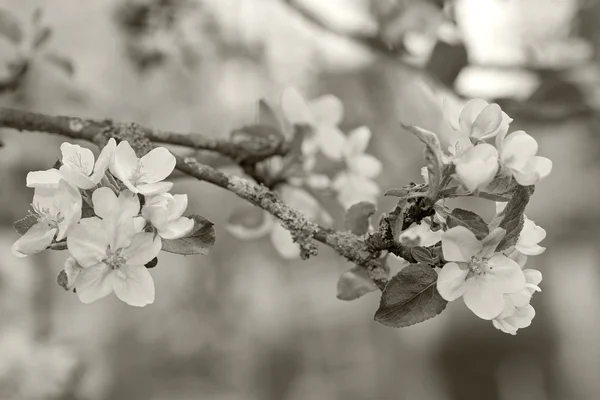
145,257 -> 158,269
496,185 -> 535,251
0,8 -> 23,44
14,214 -> 38,235
44,52 -> 75,77
33,26 -> 52,49
402,124 -> 443,199
477,176 -> 519,201
446,208 -> 489,240
384,188 -> 409,197
336,266 -> 378,301
345,202 -> 376,235
161,214 -> 216,256
374,264 -> 447,328
411,246 -> 433,263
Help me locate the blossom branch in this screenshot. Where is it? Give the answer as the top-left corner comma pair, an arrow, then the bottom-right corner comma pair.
0,107 -> 390,289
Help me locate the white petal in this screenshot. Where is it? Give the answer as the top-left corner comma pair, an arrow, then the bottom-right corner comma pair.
91,187 -> 118,219
167,194 -> 188,220
270,223 -> 300,259
459,99 -> 489,134
75,263 -> 114,304
486,254 -> 526,294
352,155 -> 382,179
503,304 -> 535,329
516,243 -> 546,256
133,216 -> 146,233
112,264 -> 155,307
463,279 -> 505,320
523,269 -> 542,286
121,232 -> 162,266
32,187 -> 58,212
501,130 -> 538,168
137,181 -> 173,196
158,217 -> 194,240
507,289 -> 533,308
90,138 -> 116,182
54,179 -> 83,240
281,87 -> 313,125
533,156 -> 552,181
109,141 -> 138,184
26,169 -> 62,189
60,142 -> 94,176
11,222 -> 57,257
436,262 -> 469,301
470,103 -> 502,139
67,224 -> 109,268
139,147 -> 176,183
344,126 -> 371,159
309,94 -> 343,126
493,318 -> 518,335
442,226 -> 482,262
317,126 -> 347,160
455,144 -> 499,191
59,165 -> 97,189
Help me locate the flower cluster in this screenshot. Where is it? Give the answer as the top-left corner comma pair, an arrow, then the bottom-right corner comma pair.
227,88 -> 382,259
442,98 -> 552,191
12,139 -> 195,306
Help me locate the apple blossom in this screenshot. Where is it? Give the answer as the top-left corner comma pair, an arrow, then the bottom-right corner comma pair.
12,180 -> 82,257
142,193 -> 194,240
26,139 -> 116,190
332,127 -> 382,209
109,140 -> 176,196
399,220 -> 443,247
91,187 -> 146,232
443,98 -> 513,144
281,88 -> 346,160
492,269 -> 542,334
454,143 -> 499,192
66,201 -> 161,306
495,202 -> 546,257
437,226 -> 526,319
496,130 -> 552,186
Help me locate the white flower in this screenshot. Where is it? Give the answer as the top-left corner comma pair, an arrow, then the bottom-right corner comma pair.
281,88 -> 347,160
26,139 -> 116,190
437,226 -> 526,320
12,180 -> 82,257
332,127 -> 382,209
66,198 -> 161,306
492,269 -> 542,335
399,220 -> 443,247
142,193 -> 194,240
496,130 -> 552,186
109,141 -> 176,196
91,187 -> 146,232
443,98 -> 512,143
454,143 -> 499,192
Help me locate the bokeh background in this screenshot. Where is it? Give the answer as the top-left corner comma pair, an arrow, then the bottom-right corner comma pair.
1,0 -> 600,399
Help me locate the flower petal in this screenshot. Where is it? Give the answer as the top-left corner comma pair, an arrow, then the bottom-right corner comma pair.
501,130 -> 538,169
58,165 -> 97,189
455,144 -> 499,191
524,269 -> 542,286
67,224 -> 109,268
486,254 -> 526,294
533,156 -> 552,181
54,179 -> 83,240
442,226 -> 482,262
137,181 -> 173,196
109,141 -> 138,184
503,304 -> 535,329
75,263 -> 114,304
60,142 -> 95,176
90,138 -> 116,182
91,187 -> 118,219
167,194 -> 188,220
344,126 -> 371,159
463,279 -> 505,320
436,262 -> 469,301
26,169 -> 62,189
11,222 -> 57,257
270,223 -> 300,259
112,264 -> 155,307
470,103 -> 502,139
317,126 -> 347,160
459,99 -> 489,134
139,147 -> 176,183
158,217 -> 194,240
121,232 -> 162,266
309,94 -> 343,126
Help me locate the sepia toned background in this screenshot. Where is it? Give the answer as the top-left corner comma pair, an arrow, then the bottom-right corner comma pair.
1,0 -> 600,399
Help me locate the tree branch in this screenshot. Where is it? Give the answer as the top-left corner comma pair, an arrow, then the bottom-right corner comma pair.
0,107 -> 389,289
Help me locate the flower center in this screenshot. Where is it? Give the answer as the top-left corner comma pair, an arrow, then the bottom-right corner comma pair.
67,153 -> 91,176
31,204 -> 63,227
466,256 -> 488,279
103,246 -> 126,270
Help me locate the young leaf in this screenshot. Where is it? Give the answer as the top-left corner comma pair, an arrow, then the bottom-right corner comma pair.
14,214 -> 38,235
446,208 -> 489,240
496,185 -> 535,251
477,176 -> 518,201
161,215 -> 216,256
374,264 -> 447,328
411,246 -> 433,263
384,188 -> 409,197
0,8 -> 23,44
402,124 -> 443,199
336,266 -> 378,301
345,201 -> 376,235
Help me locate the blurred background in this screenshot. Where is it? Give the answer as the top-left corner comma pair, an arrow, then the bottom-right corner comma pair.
1,0 -> 600,399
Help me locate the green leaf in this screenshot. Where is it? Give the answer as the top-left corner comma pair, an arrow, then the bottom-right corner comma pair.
374,264 -> 447,328
384,188 -> 409,197
345,202 -> 376,235
14,214 -> 38,235
402,124 -> 443,199
446,208 -> 489,240
44,52 -> 75,77
411,246 -> 433,263
477,176 -> 519,201
161,214 -> 216,256
336,266 -> 378,301
496,185 -> 534,251
0,8 -> 23,44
